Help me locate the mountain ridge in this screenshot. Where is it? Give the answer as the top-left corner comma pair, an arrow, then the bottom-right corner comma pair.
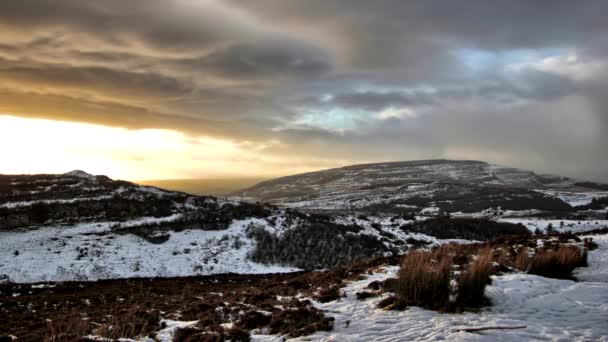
233,159 -> 607,213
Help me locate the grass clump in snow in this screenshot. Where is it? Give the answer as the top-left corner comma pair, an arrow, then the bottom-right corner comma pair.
395,245 -> 494,312
456,248 -> 493,308
396,249 -> 452,310
513,246 -> 531,271
528,245 -> 587,279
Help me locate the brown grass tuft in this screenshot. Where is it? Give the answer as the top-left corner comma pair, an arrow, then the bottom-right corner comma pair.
457,248 -> 493,308
513,247 -> 531,271
528,245 -> 587,279
44,316 -> 90,342
395,250 -> 452,310
395,245 -> 496,311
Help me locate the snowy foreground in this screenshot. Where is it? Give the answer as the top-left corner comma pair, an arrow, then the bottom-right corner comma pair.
239,234 -> 608,341
276,235 -> 608,342
78,234 -> 608,342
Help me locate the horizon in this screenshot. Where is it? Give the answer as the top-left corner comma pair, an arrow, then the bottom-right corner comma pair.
1,156 -> 599,182
1,1 -> 607,182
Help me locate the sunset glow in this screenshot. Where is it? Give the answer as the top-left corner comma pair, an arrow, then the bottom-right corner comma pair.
0,114 -> 324,180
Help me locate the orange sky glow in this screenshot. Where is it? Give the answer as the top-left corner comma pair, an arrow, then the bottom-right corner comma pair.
0,114 -> 336,180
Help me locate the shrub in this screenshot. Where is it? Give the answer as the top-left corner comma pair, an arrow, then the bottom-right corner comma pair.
403,218 -> 530,241
528,245 -> 587,279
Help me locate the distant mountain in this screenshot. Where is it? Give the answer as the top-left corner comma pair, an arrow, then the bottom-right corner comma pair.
138,177 -> 267,196
234,159 -> 608,214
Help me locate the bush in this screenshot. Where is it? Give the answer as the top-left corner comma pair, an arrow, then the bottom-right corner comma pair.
528,245 -> 587,279
403,218 -> 530,241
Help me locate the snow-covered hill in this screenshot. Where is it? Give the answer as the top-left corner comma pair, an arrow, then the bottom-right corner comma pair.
1,171 -> 479,283
1,166 -> 606,284
234,160 -> 608,215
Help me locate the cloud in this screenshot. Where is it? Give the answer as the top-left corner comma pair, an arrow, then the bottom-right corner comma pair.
186,40 -> 332,79
0,0 -> 607,181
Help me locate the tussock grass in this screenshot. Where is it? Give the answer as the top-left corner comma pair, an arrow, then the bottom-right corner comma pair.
94,306 -> 161,340
513,247 -> 531,271
457,248 -> 493,308
528,245 -> 587,279
396,245 -> 495,311
396,250 -> 452,310
44,317 -> 90,342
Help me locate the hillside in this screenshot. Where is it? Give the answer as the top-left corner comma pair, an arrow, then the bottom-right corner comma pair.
1,165 -> 606,284
1,170 -> 524,283
234,160 -> 608,215
1,169 -> 608,341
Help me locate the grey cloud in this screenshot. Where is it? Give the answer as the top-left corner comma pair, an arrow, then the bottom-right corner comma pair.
0,1 -> 607,181
478,71 -> 577,103
180,40 -> 331,79
323,91 -> 436,111
0,58 -> 194,103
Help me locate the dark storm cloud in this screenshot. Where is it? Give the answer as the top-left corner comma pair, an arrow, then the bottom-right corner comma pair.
0,58 -> 194,102
193,42 -> 331,79
0,0 -> 607,180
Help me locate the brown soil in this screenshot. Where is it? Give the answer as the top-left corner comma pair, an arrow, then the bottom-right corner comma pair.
0,256 -> 398,341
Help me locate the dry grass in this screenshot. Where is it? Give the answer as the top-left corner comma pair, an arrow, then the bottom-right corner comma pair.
395,245 -> 496,311
528,245 -> 587,279
457,248 -> 493,308
44,317 -> 90,342
93,306 -> 160,340
513,247 -> 531,271
396,250 -> 453,310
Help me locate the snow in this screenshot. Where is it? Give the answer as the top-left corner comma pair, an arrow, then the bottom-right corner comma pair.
64,170 -> 97,180
498,218 -> 608,234
155,319 -> 198,342
534,189 -> 608,207
236,160 -> 592,211
0,195 -> 116,209
135,185 -> 171,197
576,234 -> 608,283
252,234 -> 608,342
331,214 -> 462,252
0,218 -> 299,283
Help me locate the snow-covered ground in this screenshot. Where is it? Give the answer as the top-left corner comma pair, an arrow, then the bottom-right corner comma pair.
498,218 -> 608,234
0,218 -> 298,283
331,214 -> 474,252
534,189 -> 608,207
253,233 -> 608,342
80,234 -> 608,342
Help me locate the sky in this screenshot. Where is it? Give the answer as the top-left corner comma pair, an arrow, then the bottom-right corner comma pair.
0,1 -> 607,181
